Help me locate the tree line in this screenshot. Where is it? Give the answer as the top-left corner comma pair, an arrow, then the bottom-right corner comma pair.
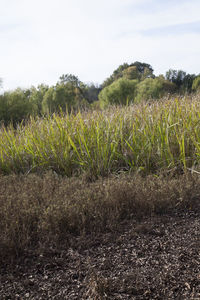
0,61 -> 200,126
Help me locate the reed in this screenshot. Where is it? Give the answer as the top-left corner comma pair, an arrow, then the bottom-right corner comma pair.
0,95 -> 200,177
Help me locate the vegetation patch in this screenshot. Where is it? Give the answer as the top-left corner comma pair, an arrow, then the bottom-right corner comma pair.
0,171 -> 200,262
1,95 -> 200,176
1,89 -> 200,264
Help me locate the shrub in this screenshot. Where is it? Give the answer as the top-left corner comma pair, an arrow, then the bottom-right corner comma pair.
99,78 -> 138,107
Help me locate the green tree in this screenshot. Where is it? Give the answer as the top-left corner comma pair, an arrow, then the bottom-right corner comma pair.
58,73 -> 87,99
165,69 -> 197,93
132,61 -> 154,79
102,61 -> 154,88
42,76 -> 88,115
135,77 -> 176,102
157,75 -> 177,94
0,88 -> 37,126
42,82 -> 86,114
60,74 -> 89,101
99,78 -> 138,108
0,94 -> 9,125
59,74 -> 80,86
29,84 -> 49,116
165,69 -> 185,90
192,76 -> 200,91
84,83 -> 102,103
122,66 -> 140,80
181,74 -> 196,93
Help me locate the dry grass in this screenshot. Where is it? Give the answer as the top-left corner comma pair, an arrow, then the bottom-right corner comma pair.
0,171 -> 200,262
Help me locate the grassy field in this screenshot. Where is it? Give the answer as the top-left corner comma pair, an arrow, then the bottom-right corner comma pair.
0,94 -> 200,177
1,94 -> 200,261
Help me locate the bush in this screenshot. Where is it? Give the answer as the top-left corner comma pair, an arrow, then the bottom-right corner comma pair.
192,76 -> 200,92
135,77 -> 176,102
0,88 -> 37,126
99,78 -> 138,108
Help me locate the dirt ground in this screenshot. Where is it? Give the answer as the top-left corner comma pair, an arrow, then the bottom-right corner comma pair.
1,210 -> 200,300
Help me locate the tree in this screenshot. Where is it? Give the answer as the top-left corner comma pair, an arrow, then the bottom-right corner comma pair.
132,61 -> 154,79
135,77 -> 176,102
122,66 -> 140,80
192,76 -> 200,92
42,74 -> 90,115
181,74 -> 196,93
102,61 -> 154,88
42,85 -> 69,114
165,69 -> 186,89
102,63 -> 129,88
0,94 -> 9,125
0,88 -> 37,126
165,69 -> 197,93
59,74 -> 89,101
42,82 -> 86,115
99,78 -> 138,107
59,74 -> 81,87
157,75 -> 177,94
84,83 -> 102,103
28,84 -> 49,116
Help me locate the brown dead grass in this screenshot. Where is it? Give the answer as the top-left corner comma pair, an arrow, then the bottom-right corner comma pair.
0,171 -> 200,262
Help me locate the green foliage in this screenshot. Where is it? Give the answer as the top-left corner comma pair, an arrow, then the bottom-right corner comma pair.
158,75 -> 177,94
84,83 -> 102,103
102,61 -> 154,88
165,69 -> 196,93
29,84 -> 49,116
0,88 -> 37,126
90,100 -> 101,110
99,78 -> 138,107
136,78 -> 162,102
58,73 -> 88,102
192,76 -> 200,91
165,69 -> 186,88
42,85 -> 72,114
42,75 -> 88,114
133,61 -> 154,76
135,77 -> 176,102
122,66 -> 140,80
59,74 -> 81,87
0,64 -> 199,128
0,73 -> 93,126
181,73 -> 196,93
102,63 -> 129,87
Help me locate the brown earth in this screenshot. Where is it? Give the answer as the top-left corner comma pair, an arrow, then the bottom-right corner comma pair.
1,210 -> 200,300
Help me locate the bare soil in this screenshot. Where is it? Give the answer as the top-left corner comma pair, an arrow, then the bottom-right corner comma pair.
1,210 -> 200,299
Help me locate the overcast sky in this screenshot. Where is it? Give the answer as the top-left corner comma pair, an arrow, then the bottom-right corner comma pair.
0,0 -> 200,91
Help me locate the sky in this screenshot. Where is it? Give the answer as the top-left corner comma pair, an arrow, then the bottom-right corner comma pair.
0,0 -> 200,91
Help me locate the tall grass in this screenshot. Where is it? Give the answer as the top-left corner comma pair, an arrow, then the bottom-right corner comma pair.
0,95 -> 200,176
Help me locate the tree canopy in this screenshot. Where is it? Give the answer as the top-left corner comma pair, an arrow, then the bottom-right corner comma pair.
102,61 -> 154,88
0,62 -> 199,126
165,69 -> 196,93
